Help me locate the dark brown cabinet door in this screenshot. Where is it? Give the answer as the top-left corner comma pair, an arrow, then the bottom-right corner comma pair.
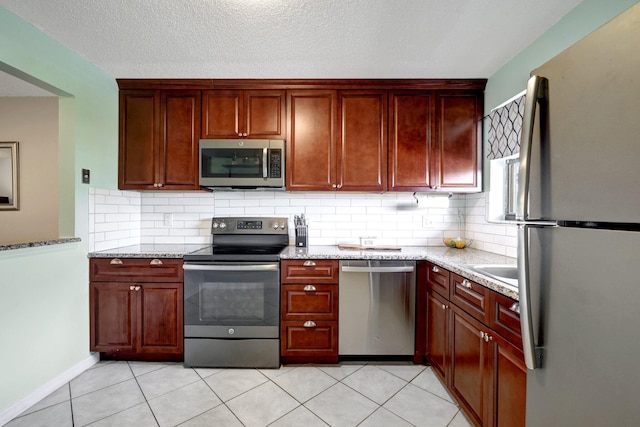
435,92 -> 482,191
338,91 -> 388,191
138,283 -> 183,354
491,334 -> 527,427
202,90 -> 285,139
119,90 -> 159,189
450,304 -> 491,427
90,282 -> 136,353
426,288 -> 449,382
119,90 -> 200,190
160,90 -> 200,189
389,91 -> 435,191
286,90 -> 338,190
281,320 -> 338,363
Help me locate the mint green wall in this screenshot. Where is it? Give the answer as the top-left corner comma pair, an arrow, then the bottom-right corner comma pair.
0,6 -> 118,417
485,0 -> 639,110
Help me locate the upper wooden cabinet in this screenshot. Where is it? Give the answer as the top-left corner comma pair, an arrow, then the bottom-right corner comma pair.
435,92 -> 483,192
202,90 -> 285,139
116,79 -> 485,193
119,89 -> 201,190
286,90 -> 338,191
389,90 -> 483,192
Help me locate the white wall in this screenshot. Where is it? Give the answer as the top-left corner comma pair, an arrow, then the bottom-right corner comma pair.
88,187 -> 518,256
0,97 -> 59,245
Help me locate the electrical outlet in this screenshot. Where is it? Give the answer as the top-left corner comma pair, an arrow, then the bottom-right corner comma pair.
163,213 -> 173,226
422,215 -> 435,229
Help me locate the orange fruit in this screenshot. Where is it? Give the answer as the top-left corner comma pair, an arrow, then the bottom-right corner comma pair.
455,240 -> 466,249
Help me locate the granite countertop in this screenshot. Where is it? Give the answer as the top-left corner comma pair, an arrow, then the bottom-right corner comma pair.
281,245 -> 518,300
88,244 -> 209,259
89,243 -> 518,300
1,237 -> 81,252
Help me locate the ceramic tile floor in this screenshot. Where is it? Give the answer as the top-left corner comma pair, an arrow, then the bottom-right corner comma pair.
6,361 -> 473,427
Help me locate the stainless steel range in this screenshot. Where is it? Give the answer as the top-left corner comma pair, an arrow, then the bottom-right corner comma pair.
183,216 -> 289,368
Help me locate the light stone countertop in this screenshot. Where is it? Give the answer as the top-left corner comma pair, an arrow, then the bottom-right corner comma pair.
1,237 -> 81,252
281,245 -> 518,300
89,244 -> 518,300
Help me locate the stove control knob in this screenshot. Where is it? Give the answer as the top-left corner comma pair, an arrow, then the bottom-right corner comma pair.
212,222 -> 219,229
228,328 -> 235,335
272,223 -> 279,230
280,223 -> 286,230
219,222 -> 227,229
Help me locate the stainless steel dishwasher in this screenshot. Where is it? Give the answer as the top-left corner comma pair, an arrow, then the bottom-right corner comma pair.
339,260 -> 416,357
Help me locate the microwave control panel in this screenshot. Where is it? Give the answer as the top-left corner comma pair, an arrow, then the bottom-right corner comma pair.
269,149 -> 282,178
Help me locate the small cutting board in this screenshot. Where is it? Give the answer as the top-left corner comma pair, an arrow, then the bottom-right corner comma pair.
338,244 -> 402,251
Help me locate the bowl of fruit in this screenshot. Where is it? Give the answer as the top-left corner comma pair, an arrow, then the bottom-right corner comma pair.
443,237 -> 472,249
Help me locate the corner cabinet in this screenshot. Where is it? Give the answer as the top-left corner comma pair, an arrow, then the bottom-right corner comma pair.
201,89 -> 285,139
417,262 -> 526,427
89,258 -> 183,361
119,90 -> 201,190
280,259 -> 339,363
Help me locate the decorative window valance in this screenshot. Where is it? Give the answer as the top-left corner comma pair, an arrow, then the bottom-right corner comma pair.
487,93 -> 525,160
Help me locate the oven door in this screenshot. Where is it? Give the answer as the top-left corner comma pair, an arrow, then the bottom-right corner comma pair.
183,262 -> 280,339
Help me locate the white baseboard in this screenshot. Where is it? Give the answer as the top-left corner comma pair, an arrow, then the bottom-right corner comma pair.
0,353 -> 99,426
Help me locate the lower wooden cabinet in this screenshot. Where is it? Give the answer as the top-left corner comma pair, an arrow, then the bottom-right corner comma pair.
89,258 -> 183,361
419,261 -> 526,427
280,260 -> 339,363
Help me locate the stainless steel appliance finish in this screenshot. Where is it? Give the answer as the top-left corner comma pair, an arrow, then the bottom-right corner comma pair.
183,217 -> 288,368
338,260 -> 416,356
199,139 -> 285,189
516,4 -> 640,425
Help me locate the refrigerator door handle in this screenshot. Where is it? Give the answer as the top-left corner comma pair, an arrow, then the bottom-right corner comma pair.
517,75 -> 548,222
518,224 -> 542,369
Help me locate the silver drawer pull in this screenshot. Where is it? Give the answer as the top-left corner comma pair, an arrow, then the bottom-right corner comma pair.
303,320 -> 317,328
441,304 -> 446,310
129,285 -> 135,291
509,302 -> 520,314
303,285 -> 317,292
432,266 -> 440,273
462,279 -> 472,289
110,258 -> 123,265
150,259 -> 163,266
303,260 -> 316,267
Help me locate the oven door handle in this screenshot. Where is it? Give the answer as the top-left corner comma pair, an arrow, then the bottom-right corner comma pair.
183,264 -> 279,271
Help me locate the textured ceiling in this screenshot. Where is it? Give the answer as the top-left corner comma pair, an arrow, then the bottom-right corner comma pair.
0,0 -> 583,95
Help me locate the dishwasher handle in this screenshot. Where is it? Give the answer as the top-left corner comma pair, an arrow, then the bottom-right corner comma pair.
341,265 -> 415,273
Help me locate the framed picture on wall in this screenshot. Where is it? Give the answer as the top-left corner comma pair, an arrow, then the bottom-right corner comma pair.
0,141 -> 19,211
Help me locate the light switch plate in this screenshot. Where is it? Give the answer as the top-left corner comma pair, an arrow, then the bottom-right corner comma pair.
82,169 -> 90,184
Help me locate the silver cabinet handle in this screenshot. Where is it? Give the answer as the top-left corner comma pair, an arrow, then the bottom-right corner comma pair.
303,284 -> 317,292
135,286 -> 141,291
461,279 -> 472,289
432,266 -> 440,273
441,304 -> 446,310
150,259 -> 163,266
509,302 -> 520,314
303,320 -> 316,328
129,285 -> 135,291
480,331 -> 485,339
110,258 -> 123,265
303,260 -> 316,267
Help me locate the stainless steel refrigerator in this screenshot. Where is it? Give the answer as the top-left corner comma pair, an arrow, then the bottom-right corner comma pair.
516,3 -> 640,425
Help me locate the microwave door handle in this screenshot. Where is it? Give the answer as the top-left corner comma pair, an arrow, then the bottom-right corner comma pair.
262,148 -> 268,179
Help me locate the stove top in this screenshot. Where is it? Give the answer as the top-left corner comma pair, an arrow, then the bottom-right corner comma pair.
184,216 -> 289,262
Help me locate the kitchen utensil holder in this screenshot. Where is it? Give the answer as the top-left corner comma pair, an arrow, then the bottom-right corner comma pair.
295,225 -> 308,247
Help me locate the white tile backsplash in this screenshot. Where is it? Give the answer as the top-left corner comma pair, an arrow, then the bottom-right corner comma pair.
88,188 -> 517,256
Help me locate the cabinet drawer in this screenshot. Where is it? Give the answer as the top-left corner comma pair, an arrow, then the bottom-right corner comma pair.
425,262 -> 450,297
90,258 -> 183,282
450,273 -> 489,323
281,284 -> 338,321
490,291 -> 523,349
281,260 -> 339,284
281,320 -> 338,363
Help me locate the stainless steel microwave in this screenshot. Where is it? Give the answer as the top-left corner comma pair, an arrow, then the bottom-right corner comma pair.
199,139 -> 285,189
